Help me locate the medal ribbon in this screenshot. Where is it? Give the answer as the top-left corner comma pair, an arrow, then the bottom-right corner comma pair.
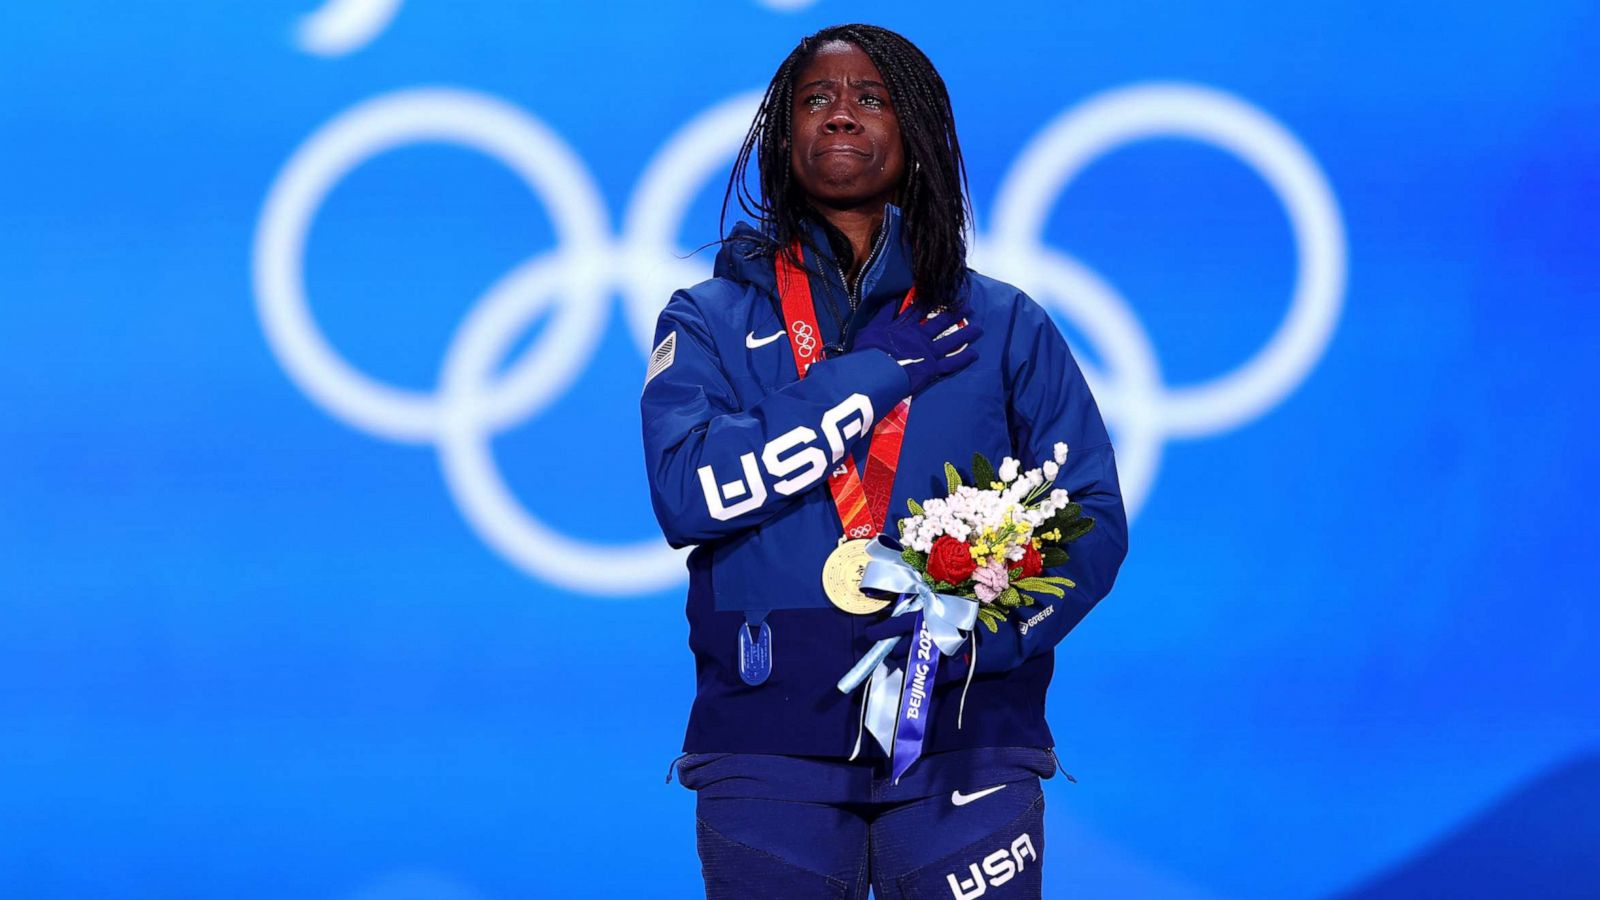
839,537 -> 980,783
774,239 -> 914,540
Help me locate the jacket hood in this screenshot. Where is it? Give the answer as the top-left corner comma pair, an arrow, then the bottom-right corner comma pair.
712,202 -> 916,324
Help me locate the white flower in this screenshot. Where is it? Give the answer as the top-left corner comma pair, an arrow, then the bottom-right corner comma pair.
1043,460 -> 1059,481
1053,442 -> 1069,465
998,457 -> 1020,483
1014,470 -> 1041,498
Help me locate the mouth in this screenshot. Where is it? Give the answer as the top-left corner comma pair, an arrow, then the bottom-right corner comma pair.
815,144 -> 870,158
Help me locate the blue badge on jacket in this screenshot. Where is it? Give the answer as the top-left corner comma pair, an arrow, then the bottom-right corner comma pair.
738,619 -> 772,685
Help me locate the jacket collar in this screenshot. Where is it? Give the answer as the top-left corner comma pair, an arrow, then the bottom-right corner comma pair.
715,201 -> 915,327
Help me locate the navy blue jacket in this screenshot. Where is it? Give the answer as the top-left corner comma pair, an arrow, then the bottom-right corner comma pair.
640,202 -> 1129,755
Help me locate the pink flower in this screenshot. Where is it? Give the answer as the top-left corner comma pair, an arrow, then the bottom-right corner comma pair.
972,559 -> 1010,603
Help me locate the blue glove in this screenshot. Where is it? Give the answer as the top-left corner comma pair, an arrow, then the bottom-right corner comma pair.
863,608 -> 972,686
851,302 -> 982,395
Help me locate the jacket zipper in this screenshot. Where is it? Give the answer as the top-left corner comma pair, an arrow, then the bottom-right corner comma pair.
833,219 -> 891,350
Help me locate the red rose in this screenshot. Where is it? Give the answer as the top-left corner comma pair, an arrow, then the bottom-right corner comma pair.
1019,543 -> 1044,579
927,535 -> 977,584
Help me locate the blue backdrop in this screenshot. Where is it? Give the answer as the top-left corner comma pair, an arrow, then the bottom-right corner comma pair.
4,1 -> 1597,897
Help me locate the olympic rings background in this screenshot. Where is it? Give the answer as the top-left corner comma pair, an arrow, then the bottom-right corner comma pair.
252,82 -> 1344,595
4,2 -> 1598,898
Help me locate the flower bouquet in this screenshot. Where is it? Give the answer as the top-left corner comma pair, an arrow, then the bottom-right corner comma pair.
835,441 -> 1097,781
895,441 -> 1096,632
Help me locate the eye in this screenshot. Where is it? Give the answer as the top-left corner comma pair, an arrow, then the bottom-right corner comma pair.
804,93 -> 829,108
860,94 -> 885,109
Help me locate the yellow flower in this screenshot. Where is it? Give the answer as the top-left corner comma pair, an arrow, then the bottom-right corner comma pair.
990,481 -> 1005,491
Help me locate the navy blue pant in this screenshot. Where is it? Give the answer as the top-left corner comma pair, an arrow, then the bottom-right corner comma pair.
672,748 -> 1058,899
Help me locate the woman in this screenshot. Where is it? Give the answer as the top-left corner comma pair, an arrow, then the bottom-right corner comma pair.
640,23 -> 1128,899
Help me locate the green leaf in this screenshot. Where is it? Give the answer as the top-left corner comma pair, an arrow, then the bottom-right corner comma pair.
901,548 -> 928,570
1019,593 -> 1036,606
978,608 -> 1002,633
1041,548 -> 1069,568
932,579 -> 957,592
1007,566 -> 1023,580
945,462 -> 963,495
1012,577 -> 1065,598
972,452 -> 996,489
1041,504 -> 1082,536
996,587 -> 1022,608
1034,575 -> 1077,587
907,497 -> 925,516
1062,516 -> 1097,542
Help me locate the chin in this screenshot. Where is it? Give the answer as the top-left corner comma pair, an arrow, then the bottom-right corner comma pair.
808,184 -> 893,211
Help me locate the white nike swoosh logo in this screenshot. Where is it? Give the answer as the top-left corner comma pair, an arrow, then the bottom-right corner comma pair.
746,329 -> 784,348
951,784 -> 1007,806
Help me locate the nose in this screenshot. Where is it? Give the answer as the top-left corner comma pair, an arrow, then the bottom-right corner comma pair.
824,105 -> 860,133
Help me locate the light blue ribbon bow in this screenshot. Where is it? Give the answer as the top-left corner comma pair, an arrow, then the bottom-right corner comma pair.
837,537 -> 979,759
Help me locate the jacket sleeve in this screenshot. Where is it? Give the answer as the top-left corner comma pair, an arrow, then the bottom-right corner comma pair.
974,292 -> 1130,673
640,286 -> 914,548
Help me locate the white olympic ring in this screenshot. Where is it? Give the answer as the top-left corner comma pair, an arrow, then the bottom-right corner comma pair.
791,321 -> 818,357
293,0 -> 819,58
253,82 -> 1345,596
296,0 -> 403,57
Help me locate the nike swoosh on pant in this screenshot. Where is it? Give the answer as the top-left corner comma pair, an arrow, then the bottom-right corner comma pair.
746,329 -> 784,348
951,784 -> 1008,806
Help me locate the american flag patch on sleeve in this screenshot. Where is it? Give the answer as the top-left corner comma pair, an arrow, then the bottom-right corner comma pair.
643,330 -> 676,389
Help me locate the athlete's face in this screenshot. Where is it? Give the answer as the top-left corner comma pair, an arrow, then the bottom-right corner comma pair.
789,41 -> 906,214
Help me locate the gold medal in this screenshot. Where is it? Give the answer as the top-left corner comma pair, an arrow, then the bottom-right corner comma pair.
821,537 -> 890,615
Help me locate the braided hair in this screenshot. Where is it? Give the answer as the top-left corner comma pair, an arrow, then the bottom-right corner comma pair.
720,23 -> 974,313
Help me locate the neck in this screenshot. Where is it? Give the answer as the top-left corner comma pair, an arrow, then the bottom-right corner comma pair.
812,201 -> 887,285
